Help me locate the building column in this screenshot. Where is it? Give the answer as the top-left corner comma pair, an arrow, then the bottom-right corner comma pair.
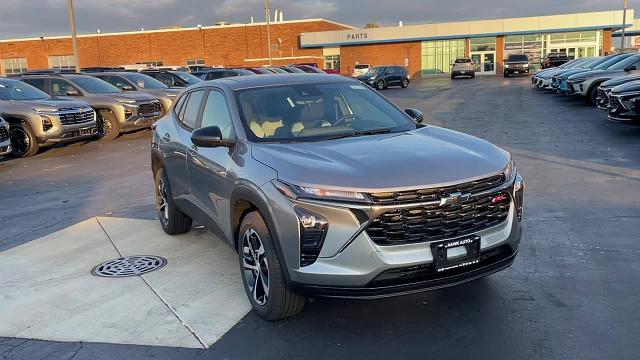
495,35 -> 505,74
602,29 -> 612,54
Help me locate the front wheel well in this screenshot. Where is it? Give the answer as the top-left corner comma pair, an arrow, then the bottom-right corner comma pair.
232,199 -> 259,250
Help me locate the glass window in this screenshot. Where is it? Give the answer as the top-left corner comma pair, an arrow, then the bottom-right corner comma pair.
49,79 -> 80,96
421,39 -> 465,75
71,76 -> 120,93
21,78 -> 45,91
138,60 -> 163,67
0,79 -> 49,100
121,73 -> 168,89
173,93 -> 188,115
173,71 -> 202,85
186,59 -> 205,66
236,83 -> 417,142
1,58 -> 28,75
99,75 -> 133,90
181,90 -> 205,129
201,90 -> 234,138
470,37 -> 496,52
48,55 -> 76,70
324,55 -> 341,70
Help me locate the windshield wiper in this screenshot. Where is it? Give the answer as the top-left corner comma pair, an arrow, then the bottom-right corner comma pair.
326,128 -> 393,140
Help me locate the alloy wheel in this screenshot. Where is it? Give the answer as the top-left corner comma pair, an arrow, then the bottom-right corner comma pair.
98,117 -> 112,137
156,177 -> 169,225
242,228 -> 270,306
9,127 -> 29,156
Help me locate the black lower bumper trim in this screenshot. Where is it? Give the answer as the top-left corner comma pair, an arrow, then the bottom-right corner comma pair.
292,247 -> 518,299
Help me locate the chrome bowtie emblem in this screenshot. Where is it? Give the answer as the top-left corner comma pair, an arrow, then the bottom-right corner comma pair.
439,192 -> 467,206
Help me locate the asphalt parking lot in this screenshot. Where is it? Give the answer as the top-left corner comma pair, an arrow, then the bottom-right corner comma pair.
1,75 -> 639,360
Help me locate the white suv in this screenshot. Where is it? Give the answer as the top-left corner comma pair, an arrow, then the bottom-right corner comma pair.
352,64 -> 371,77
451,58 -> 475,79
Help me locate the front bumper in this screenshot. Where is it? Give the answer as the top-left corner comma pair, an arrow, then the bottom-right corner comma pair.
608,94 -> 640,124
264,173 -> 525,298
505,66 -> 530,75
120,102 -> 163,130
35,110 -> 98,145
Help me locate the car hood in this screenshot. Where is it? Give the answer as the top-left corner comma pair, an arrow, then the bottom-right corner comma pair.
251,126 -> 510,192
555,69 -> 591,78
74,91 -> 157,103
568,69 -> 622,80
601,74 -> 640,88
611,79 -> 640,94
0,97 -> 89,113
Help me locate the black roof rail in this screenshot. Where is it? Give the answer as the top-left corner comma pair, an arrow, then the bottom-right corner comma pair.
21,68 -> 77,75
81,67 -> 125,72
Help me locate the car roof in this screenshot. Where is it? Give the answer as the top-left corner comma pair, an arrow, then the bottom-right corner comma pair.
191,73 -> 353,90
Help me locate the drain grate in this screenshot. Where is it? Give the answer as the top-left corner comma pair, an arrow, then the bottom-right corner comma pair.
91,255 -> 167,278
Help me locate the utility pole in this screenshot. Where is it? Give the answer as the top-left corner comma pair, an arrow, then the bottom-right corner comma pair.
67,0 -> 80,73
621,0 -> 629,51
265,0 -> 272,65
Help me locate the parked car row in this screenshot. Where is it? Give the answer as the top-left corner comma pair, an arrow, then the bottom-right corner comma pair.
0,71 -> 174,158
530,52 -> 640,124
194,64 -> 326,80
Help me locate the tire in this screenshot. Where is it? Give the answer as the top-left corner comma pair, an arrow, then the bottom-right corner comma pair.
9,123 -> 39,158
401,78 -> 410,88
450,74 -> 456,80
503,72 -> 509,78
97,109 -> 121,140
155,168 -> 192,235
587,85 -> 599,105
238,211 -> 305,320
376,80 -> 385,91
471,73 -> 476,79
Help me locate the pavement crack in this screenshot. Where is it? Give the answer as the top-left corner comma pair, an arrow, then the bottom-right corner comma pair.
67,342 -> 83,360
95,217 -> 123,258
138,275 -> 209,349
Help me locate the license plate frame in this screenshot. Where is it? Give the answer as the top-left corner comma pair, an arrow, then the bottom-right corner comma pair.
430,235 -> 481,273
79,127 -> 94,136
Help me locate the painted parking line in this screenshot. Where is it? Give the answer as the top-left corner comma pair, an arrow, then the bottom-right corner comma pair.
0,217 -> 250,349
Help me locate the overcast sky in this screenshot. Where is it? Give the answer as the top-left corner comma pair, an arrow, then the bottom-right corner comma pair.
0,0 -> 633,39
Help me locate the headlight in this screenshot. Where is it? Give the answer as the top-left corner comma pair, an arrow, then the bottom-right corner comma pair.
505,64 -> 511,68
524,64 -> 529,68
118,100 -> 137,104
40,115 -> 53,131
503,160 -> 515,181
571,78 -> 586,84
165,93 -> 177,98
273,180 -> 370,203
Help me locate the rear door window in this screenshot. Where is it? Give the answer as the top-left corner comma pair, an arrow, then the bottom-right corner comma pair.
180,90 -> 205,129
21,78 -> 46,91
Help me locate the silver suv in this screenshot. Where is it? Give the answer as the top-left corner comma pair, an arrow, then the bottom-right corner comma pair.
0,78 -> 96,157
0,116 -> 11,157
151,74 -> 525,320
19,74 -> 162,140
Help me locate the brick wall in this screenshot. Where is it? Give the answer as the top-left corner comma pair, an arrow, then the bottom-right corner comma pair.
339,42 -> 422,78
0,20 -> 349,74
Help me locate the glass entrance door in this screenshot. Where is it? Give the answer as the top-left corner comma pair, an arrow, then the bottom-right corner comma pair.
470,51 -> 496,74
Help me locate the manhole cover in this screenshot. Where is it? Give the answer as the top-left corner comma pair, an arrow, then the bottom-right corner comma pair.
91,255 -> 167,278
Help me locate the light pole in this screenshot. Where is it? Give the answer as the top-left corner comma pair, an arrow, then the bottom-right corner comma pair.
265,0 -> 272,65
621,0 -> 629,51
67,0 -> 80,73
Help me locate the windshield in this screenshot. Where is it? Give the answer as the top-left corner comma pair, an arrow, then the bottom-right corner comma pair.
173,71 -> 202,84
608,55 -> 640,70
0,80 -> 50,100
455,58 -> 472,63
72,76 -> 120,93
370,67 -> 386,74
122,73 -> 168,89
355,64 -> 370,69
593,55 -> 630,70
236,82 -> 417,143
508,55 -> 529,62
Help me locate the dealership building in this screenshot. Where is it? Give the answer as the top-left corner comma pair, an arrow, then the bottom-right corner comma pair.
0,9 -> 635,78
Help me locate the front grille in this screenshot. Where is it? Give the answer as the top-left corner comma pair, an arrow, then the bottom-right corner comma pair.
610,96 -> 622,110
597,88 -> 606,100
138,102 -> 161,116
369,174 -> 505,205
0,126 -> 8,142
59,108 -> 95,125
366,190 -> 511,246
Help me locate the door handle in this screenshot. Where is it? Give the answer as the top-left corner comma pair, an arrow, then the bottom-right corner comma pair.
162,133 -> 170,143
189,144 -> 198,154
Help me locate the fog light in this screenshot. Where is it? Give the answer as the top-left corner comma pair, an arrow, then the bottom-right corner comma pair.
295,207 -> 328,267
41,115 -> 53,131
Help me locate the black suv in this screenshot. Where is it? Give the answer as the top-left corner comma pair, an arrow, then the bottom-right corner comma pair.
198,68 -> 254,80
541,52 -> 571,69
503,54 -> 531,77
357,66 -> 410,90
140,70 -> 202,88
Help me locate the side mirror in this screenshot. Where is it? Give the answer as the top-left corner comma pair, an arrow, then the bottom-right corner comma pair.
404,108 -> 424,123
65,89 -> 79,96
191,126 -> 234,148
121,84 -> 134,91
626,65 -> 637,71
